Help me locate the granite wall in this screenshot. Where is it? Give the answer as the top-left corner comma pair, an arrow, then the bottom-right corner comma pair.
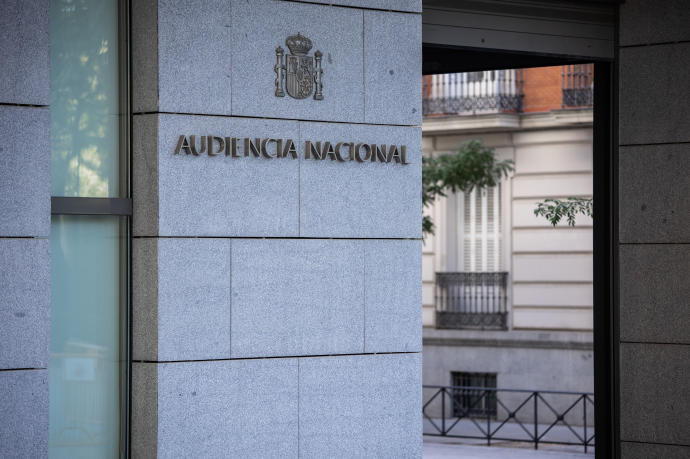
131,0 -> 423,457
618,0 -> 690,457
0,0 -> 51,457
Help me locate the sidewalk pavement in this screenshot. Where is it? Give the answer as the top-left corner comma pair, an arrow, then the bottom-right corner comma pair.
424,439 -> 594,459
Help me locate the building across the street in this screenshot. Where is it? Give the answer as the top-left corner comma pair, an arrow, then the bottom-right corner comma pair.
422,66 -> 594,413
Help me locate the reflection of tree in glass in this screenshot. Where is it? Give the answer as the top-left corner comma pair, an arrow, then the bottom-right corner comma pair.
50,0 -> 119,197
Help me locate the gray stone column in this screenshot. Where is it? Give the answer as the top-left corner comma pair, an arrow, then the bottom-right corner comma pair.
0,0 -> 50,457
618,0 -> 690,457
131,0 -> 422,457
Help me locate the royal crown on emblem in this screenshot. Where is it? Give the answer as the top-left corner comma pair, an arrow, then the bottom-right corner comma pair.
285,33 -> 313,56
274,33 -> 324,100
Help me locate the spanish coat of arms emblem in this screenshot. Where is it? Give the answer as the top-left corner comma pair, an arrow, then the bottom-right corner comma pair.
274,33 -> 324,100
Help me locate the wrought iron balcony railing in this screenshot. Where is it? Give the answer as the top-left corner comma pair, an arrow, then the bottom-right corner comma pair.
423,385 -> 595,453
435,272 -> 508,330
562,64 -> 594,108
423,70 -> 523,116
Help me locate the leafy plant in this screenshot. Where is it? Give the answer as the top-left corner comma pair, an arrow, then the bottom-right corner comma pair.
423,140 -> 514,236
533,197 -> 593,226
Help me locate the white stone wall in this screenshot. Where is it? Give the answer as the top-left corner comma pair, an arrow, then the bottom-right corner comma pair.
422,119 -> 593,332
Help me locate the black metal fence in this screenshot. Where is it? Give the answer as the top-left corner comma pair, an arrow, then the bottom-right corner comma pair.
423,385 -> 595,453
562,64 -> 594,108
422,70 -> 523,116
435,272 -> 508,330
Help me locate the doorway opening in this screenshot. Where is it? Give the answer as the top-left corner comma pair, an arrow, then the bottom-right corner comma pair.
419,46 -> 613,459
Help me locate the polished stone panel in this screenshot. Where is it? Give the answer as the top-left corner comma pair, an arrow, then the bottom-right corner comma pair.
231,0 -> 364,122
299,121 -> 421,238
133,114 -> 300,237
132,238 -> 158,362
620,0 -> 690,46
299,353 -> 422,458
0,239 -> 50,369
133,238 -> 232,361
132,0 -> 232,114
621,441 -> 690,459
620,343 -> 690,445
619,144 -> 690,243
132,114 -> 159,237
0,0 -> 49,105
133,359 -> 298,458
131,0 -> 158,114
231,239 -> 364,358
364,240 -> 422,353
131,363 -> 158,459
0,106 -> 50,237
157,238 -> 231,360
364,10 -> 422,125
305,0 -> 421,12
619,44 -> 690,145
620,244 -> 690,344
0,370 -> 48,458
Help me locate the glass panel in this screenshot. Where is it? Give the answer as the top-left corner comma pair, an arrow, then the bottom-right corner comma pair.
49,215 -> 122,458
50,0 -> 120,197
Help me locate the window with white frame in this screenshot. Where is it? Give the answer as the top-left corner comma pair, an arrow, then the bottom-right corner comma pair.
458,185 -> 502,272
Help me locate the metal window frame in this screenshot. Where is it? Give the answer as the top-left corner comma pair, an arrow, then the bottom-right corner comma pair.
49,0 -> 132,456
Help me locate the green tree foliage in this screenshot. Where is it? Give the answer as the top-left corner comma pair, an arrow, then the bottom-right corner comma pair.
423,140 -> 514,236
533,197 -> 593,226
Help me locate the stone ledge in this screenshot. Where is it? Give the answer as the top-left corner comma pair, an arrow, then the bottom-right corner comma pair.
422,327 -> 593,350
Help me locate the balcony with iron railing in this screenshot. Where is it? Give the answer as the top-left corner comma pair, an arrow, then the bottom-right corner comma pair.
423,65 -> 593,118
423,70 -> 524,117
435,272 -> 508,330
561,64 -> 594,108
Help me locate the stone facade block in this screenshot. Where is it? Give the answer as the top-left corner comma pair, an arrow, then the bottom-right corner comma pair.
620,0 -> 690,46
133,238 -> 232,361
620,343 -> 690,445
132,0 -> 232,114
133,114 -> 300,237
619,44 -> 690,145
230,239 -> 364,358
620,244 -> 690,344
0,370 -> 48,458
231,0 -> 364,122
299,353 -> 422,458
0,105 -> 50,237
619,144 -> 690,243
305,0 -> 421,12
0,0 -> 49,105
0,239 -> 50,369
132,359 -> 298,458
299,121 -> 421,238
364,10 -> 422,125
364,240 -> 422,353
621,441 -> 690,459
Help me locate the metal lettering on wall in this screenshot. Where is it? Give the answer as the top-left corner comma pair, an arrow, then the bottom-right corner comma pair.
173,135 -> 409,165
275,33 -> 324,100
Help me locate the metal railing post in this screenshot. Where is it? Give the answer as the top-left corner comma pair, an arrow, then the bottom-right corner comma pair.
534,392 -> 539,450
441,388 -> 446,435
583,395 -> 587,454
486,389 -> 491,446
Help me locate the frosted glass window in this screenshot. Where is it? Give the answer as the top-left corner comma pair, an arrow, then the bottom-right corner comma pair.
50,0 -> 120,197
49,216 -> 123,458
